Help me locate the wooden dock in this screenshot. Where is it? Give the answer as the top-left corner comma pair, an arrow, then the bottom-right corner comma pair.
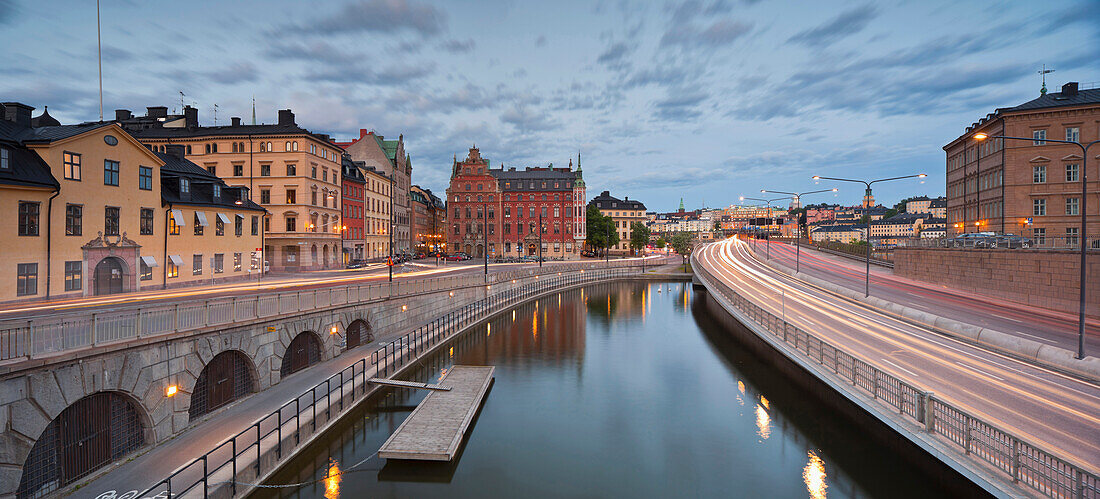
368,378 -> 451,391
378,365 -> 495,461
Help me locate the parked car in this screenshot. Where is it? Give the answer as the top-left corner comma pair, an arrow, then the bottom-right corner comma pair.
990,234 -> 1033,249
345,259 -> 366,269
581,249 -> 597,258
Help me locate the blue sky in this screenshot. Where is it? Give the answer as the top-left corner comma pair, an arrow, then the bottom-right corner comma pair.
1,0 -> 1096,211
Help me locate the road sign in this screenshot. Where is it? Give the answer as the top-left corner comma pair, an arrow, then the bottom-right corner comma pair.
1026,217 -> 1033,224
266,326 -> 276,332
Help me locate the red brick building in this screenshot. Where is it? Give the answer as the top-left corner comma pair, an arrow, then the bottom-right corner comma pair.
944,81 -> 1099,246
341,154 -> 366,262
446,147 -> 586,259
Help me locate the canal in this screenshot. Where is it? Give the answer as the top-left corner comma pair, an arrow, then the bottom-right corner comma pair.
264,281 -> 957,498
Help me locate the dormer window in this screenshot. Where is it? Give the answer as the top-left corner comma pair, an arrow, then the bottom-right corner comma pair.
0,147 -> 9,170
180,178 -> 190,194
213,184 -> 222,199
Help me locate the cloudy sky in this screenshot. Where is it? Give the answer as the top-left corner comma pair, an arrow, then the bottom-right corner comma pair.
1,0 -> 1096,211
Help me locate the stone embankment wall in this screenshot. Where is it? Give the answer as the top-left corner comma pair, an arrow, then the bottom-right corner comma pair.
893,248 -> 1100,318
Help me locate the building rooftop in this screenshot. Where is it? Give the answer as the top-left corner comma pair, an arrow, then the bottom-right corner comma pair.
588,190 -> 647,211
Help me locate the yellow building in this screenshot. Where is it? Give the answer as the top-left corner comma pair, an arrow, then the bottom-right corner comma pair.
361,165 -> 392,260
587,190 -> 647,255
0,102 -> 264,302
119,107 -> 342,271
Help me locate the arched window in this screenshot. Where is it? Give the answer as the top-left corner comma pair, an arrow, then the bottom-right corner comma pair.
293,141 -> 298,151
205,144 -> 211,154
186,145 -> 192,154
285,141 -> 291,152
267,142 -> 272,151
212,143 -> 217,153
259,142 -> 266,152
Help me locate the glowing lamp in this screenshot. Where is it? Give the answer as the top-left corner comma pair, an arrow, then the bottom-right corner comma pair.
166,385 -> 178,397
973,132 -> 988,141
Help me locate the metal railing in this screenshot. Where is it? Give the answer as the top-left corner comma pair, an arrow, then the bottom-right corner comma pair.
0,259 -> 643,365
136,266 -> 635,498
692,258 -> 1099,499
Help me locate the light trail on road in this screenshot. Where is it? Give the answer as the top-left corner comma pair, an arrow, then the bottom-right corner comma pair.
696,238 -> 1100,471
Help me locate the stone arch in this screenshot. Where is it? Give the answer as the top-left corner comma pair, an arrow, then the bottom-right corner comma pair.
280,331 -> 322,377
17,391 -> 150,498
188,350 -> 257,421
322,245 -> 329,268
92,255 -> 130,296
345,319 -> 372,350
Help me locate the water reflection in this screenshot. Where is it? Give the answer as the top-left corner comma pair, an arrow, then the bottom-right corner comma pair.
323,459 -> 340,499
804,450 -> 828,499
754,403 -> 772,440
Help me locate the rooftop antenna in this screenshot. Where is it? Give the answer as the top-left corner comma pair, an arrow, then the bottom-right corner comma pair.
213,104 -> 218,125
179,91 -> 186,111
251,95 -> 256,125
1039,65 -> 1055,95
96,0 -> 103,121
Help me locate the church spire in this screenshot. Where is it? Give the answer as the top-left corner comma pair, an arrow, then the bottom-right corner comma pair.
679,197 -> 685,212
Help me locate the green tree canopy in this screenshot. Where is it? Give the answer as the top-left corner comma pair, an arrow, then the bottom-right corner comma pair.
629,222 -> 650,254
585,205 -> 620,254
669,232 -> 693,264
656,237 -> 667,249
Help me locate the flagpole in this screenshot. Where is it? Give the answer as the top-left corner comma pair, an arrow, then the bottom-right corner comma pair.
97,0 -> 103,121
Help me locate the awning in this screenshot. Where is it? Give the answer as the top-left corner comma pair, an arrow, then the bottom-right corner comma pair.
140,256 -> 158,267
195,211 -> 209,227
170,209 -> 186,226
169,254 -> 184,266
217,213 -> 231,224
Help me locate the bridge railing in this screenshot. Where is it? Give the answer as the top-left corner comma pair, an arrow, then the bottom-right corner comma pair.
137,266 -> 635,499
692,258 -> 1099,499
0,259 -> 643,366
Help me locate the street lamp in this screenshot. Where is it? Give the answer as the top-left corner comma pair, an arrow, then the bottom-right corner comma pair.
740,195 -> 788,260
974,131 -> 1098,359
760,188 -> 838,273
811,174 -> 926,297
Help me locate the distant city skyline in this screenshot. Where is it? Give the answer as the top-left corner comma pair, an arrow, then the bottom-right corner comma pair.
0,0 -> 1096,212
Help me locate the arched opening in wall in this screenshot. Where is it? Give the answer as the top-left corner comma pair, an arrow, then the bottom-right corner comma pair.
280,331 -> 322,377
346,319 -> 372,350
188,350 -> 255,421
310,245 -> 318,267
93,256 -> 127,295
464,244 -> 472,256
17,392 -> 147,498
475,244 -> 484,258
527,243 -> 537,256
322,245 -> 329,268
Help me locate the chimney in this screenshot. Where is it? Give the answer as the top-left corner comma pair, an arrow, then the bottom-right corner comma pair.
601,190 -> 610,197
2,102 -> 34,127
278,109 -> 295,126
147,106 -> 168,118
183,106 -> 198,128
115,109 -> 132,121
1062,82 -> 1079,96
231,116 -> 241,126
165,144 -> 186,159
316,133 -> 330,142
359,128 -> 368,138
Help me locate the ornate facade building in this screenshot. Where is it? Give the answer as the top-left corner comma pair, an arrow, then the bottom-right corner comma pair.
446,147 -> 585,259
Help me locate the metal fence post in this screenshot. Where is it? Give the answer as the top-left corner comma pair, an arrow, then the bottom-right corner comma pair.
963,414 -> 971,454
1011,439 -> 1020,483
922,392 -> 935,432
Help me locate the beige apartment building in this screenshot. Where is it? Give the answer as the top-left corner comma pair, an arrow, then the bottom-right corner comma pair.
120,107 -> 343,270
0,103 -> 264,302
362,165 -> 392,259
337,130 -> 413,255
588,190 -> 647,255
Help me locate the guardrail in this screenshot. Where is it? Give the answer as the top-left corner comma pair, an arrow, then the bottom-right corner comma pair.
137,266 -> 636,498
0,259 -> 643,365
692,258 -> 1099,499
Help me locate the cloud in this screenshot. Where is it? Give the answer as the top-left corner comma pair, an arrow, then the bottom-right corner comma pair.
314,62 -> 435,86
293,0 -> 445,37
264,41 -> 362,65
661,18 -> 752,48
205,62 -> 260,85
440,39 -> 475,53
0,0 -> 15,25
653,88 -> 708,121
100,45 -> 134,63
596,42 -> 631,66
500,104 -> 558,133
535,35 -> 547,46
787,4 -> 878,47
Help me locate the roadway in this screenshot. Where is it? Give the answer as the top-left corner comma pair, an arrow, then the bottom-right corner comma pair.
752,239 -> 1100,353
695,238 -> 1100,472
0,257 -> 654,320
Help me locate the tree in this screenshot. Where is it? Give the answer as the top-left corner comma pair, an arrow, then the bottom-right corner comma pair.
669,232 -> 693,267
656,237 -> 667,249
629,222 -> 650,255
585,205 -> 620,256
713,220 -> 721,231
884,208 -> 898,219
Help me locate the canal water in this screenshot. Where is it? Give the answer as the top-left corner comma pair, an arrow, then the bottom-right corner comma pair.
264,281 -> 953,498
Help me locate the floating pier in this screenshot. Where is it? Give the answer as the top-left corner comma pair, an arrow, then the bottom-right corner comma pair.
378,365 -> 495,461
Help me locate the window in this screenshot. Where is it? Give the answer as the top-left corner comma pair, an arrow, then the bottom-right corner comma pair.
140,260 -> 152,280
194,213 -> 204,235
287,164 -> 296,176
205,144 -> 211,154
1034,227 -> 1046,245
312,166 -> 317,178
65,204 -> 82,236
213,254 -> 224,273
64,261 -> 81,291
286,189 -> 296,204
1066,227 -> 1079,246
103,160 -> 120,186
251,215 -> 259,235
216,217 -> 225,236
138,166 -> 153,190
168,214 -> 180,235
1033,199 -> 1046,216
312,189 -> 318,205
1066,127 -> 1080,143
206,165 -> 216,175
18,201 -> 39,236
235,215 -> 243,236
260,164 -> 271,176
0,147 -> 8,170
234,252 -> 242,271
105,207 -> 120,235
1033,165 -> 1047,183
64,152 -> 81,180
260,189 -> 271,204
323,168 -> 328,182
16,263 -> 37,296
180,178 -> 190,194
233,164 -> 243,176
213,184 -> 222,199
1066,197 -> 1079,215
167,260 -> 179,278
286,217 -> 297,232
504,223 -> 511,234
193,254 -> 203,275
1033,129 -> 1046,145
140,208 -> 154,235
1066,164 -> 1079,182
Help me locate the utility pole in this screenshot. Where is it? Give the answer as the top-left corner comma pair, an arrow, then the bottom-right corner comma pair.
388,172 -> 394,282
483,203 -> 488,277
538,213 -> 543,267
96,0 -> 103,121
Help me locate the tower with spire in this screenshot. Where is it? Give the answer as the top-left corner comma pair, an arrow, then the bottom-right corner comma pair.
678,197 -> 685,213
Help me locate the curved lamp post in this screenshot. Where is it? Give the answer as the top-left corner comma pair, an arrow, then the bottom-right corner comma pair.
811,174 -> 926,297
739,195 -> 788,260
974,132 -> 1097,359
760,188 -> 837,273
